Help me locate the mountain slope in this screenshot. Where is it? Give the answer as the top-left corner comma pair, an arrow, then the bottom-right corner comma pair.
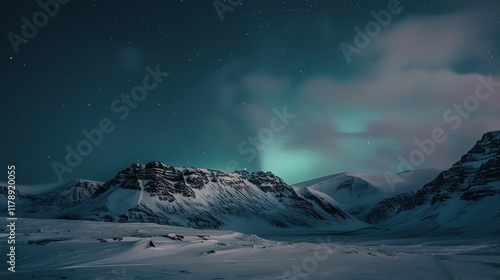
293,169 -> 440,220
9,162 -> 363,232
365,130 -> 500,235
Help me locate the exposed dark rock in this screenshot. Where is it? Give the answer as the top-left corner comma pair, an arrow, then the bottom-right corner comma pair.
365,131 -> 500,224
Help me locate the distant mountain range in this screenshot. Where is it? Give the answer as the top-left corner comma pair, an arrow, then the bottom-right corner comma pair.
293,168 -> 441,221
1,131 -> 499,235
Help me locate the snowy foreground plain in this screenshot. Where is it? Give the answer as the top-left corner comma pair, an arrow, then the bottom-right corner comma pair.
1,218 -> 499,279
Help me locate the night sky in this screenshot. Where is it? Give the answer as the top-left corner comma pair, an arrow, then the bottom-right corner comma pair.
1,0 -> 499,185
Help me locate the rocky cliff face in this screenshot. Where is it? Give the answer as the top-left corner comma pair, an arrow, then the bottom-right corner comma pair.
365,131 -> 500,228
12,161 -> 358,231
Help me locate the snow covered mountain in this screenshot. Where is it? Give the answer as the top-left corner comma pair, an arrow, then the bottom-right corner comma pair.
293,169 -> 440,220
4,162 -> 361,232
3,131 -> 498,236
365,131 -> 500,235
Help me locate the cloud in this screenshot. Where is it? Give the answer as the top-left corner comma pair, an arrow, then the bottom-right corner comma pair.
204,10 -> 500,177
209,67 -> 293,136
282,113 -> 342,156
367,12 -> 489,71
292,11 -> 500,172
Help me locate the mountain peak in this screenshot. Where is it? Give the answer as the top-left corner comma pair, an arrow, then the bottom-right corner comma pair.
10,161 -> 357,231
482,130 -> 500,140
365,131 -> 500,229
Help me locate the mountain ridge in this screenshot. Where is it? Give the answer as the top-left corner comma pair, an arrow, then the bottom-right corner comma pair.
364,130 -> 500,236
2,130 -> 499,236
2,162 -> 363,233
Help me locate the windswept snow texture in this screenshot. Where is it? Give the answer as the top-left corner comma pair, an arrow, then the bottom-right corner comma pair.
0,218 -> 499,279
